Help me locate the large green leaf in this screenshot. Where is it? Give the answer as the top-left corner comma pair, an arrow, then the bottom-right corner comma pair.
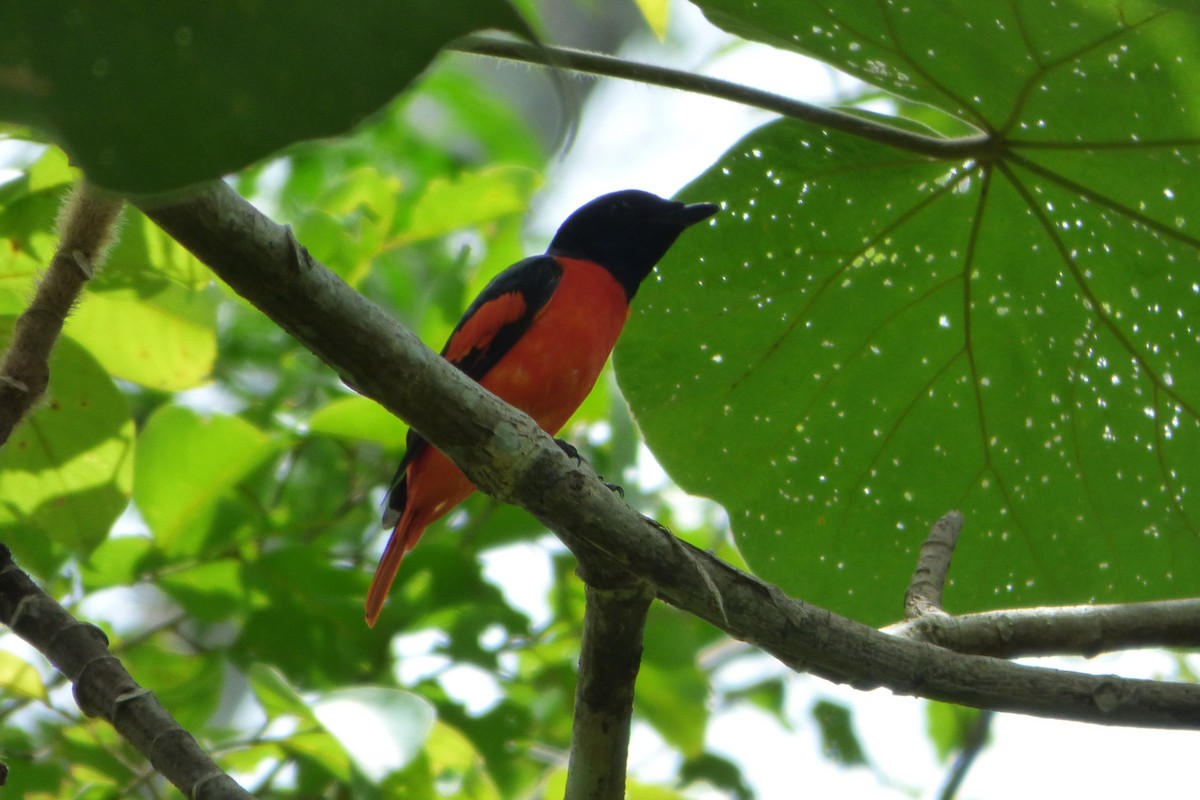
390,164 -> 542,246
308,394 -> 408,448
134,404 -> 275,556
0,148 -> 219,388
0,2 -> 530,193
620,0 -> 1200,623
66,282 -> 218,391
0,326 -> 133,576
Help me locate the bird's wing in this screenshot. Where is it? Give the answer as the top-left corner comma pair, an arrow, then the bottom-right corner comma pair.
383,255 -> 564,526
441,255 -> 564,379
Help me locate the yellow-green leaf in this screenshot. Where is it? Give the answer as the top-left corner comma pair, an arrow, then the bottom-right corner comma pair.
633,0 -> 670,39
0,651 -> 47,701
134,405 -> 275,555
308,395 -> 408,448
0,326 -> 134,576
67,283 -> 217,391
392,165 -> 540,246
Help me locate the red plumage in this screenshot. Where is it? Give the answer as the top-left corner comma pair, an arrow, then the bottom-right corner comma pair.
366,190 -> 717,626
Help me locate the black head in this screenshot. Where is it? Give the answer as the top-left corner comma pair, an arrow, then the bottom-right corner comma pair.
547,189 -> 719,299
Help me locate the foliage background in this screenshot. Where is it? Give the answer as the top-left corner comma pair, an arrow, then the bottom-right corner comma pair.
0,0 -> 1197,797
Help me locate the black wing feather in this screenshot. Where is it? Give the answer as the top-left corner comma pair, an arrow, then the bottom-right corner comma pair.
383,255 -> 563,526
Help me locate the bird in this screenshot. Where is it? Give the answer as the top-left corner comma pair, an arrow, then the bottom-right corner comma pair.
366,189 -> 719,626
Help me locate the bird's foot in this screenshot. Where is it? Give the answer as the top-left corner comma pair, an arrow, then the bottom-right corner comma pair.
554,438 -> 583,464
554,439 -> 626,497
643,514 -> 672,535
603,481 -> 625,498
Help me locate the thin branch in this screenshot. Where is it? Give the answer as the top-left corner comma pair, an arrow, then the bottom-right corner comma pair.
938,710 -> 993,800
904,511 -> 963,619
0,184 -> 122,445
888,597 -> 1200,659
565,576 -> 653,800
0,545 -> 250,799
136,181 -> 1200,729
454,35 -> 991,160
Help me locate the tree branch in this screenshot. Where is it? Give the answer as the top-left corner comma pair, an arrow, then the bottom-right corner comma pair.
887,597 -> 1200,659
905,511 -> 963,618
889,511 -> 1200,658
565,578 -> 653,800
136,181 -> 1200,729
0,184 -> 122,445
453,35 -> 993,160
0,545 -> 251,799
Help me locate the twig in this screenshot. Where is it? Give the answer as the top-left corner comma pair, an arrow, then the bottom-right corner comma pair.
138,181 -> 1200,728
454,35 -> 992,160
0,545 -> 251,799
938,710 -> 993,800
0,184 -> 122,445
904,511 -> 963,619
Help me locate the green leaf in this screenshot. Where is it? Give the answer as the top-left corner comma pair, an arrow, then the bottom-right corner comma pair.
926,702 -> 988,763
0,3 -> 531,193
0,650 -> 47,701
248,664 -> 315,720
308,686 -> 436,782
134,405 -> 275,556
392,164 -> 541,246
0,325 -> 134,575
811,699 -> 867,767
636,607 -> 715,756
695,0 -> 1171,132
0,727 -> 64,795
0,149 -> 72,313
420,722 -> 501,800
0,155 -> 217,391
633,0 -> 671,39
637,661 -> 708,756
627,783 -> 690,800
283,730 -> 355,784
239,545 -> 384,683
157,558 -> 243,622
722,677 -> 789,729
296,165 -> 402,284
405,69 -> 545,169
66,283 -> 218,391
79,535 -> 158,590
102,205 -> 215,291
121,642 -> 224,732
61,725 -> 133,787
308,394 -> 408,448
619,2 -> 1200,624
680,753 -> 754,800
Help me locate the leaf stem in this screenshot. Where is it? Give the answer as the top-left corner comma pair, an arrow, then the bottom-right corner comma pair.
454,35 -> 992,160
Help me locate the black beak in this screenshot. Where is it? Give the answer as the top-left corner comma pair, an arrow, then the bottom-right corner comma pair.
678,202 -> 720,227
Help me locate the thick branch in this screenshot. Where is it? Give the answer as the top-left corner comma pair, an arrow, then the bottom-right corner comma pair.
454,35 -> 992,160
138,181 -> 1200,729
0,185 -> 122,445
0,545 -> 250,799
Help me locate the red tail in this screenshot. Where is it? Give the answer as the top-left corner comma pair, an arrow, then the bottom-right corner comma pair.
365,516 -> 426,627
